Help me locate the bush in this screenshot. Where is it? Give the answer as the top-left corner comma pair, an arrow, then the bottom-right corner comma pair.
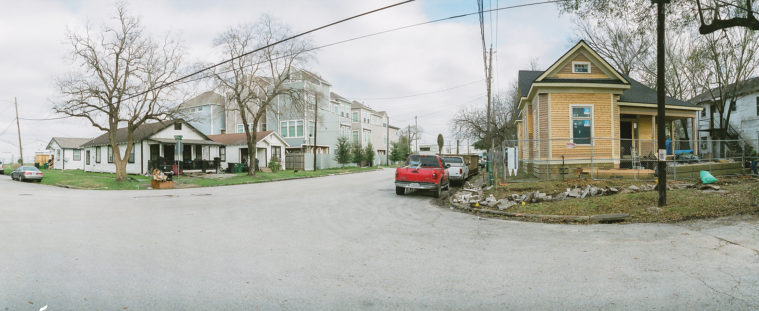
268,159 -> 281,172
351,142 -> 364,166
364,143 -> 375,166
335,136 -> 352,166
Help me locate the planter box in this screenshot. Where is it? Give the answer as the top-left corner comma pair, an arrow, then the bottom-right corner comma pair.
151,180 -> 174,189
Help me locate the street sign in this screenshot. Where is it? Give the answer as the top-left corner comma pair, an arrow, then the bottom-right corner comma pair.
566,142 -> 576,149
174,135 -> 183,141
658,149 -> 667,161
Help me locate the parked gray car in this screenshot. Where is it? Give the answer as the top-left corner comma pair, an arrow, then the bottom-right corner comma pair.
11,166 -> 43,182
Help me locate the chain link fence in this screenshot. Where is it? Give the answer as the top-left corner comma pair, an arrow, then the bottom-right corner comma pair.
486,137 -> 756,182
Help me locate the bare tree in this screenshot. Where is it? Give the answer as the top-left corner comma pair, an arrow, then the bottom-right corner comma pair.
55,4 -> 183,181
451,82 -> 520,149
695,0 -> 759,34
212,15 -> 311,176
575,19 -> 651,77
559,0 -> 758,34
690,27 -> 759,138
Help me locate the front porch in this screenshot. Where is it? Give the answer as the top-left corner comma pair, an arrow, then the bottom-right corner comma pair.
617,106 -> 699,169
146,138 -> 223,174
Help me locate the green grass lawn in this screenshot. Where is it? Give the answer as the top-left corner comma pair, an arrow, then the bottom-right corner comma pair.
483,176 -> 759,223
20,166 -> 380,190
174,166 -> 379,188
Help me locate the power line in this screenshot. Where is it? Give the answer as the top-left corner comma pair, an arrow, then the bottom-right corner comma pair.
354,79 -> 483,101
32,0 -> 562,122
123,0 -> 415,102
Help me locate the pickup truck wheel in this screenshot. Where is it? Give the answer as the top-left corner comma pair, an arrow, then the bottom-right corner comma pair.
395,187 -> 405,195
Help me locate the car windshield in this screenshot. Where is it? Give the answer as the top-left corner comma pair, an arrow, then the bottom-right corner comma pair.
407,155 -> 440,168
22,166 -> 40,172
441,157 -> 464,166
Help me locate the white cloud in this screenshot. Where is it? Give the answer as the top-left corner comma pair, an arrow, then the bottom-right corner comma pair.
0,0 -> 574,161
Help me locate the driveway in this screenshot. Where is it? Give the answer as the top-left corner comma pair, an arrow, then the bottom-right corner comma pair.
1,170 -> 758,310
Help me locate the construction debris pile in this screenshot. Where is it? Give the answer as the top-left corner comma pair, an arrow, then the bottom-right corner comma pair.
451,182 -> 726,211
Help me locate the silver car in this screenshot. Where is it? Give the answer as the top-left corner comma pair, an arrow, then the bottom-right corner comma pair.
441,156 -> 468,185
11,166 -> 44,182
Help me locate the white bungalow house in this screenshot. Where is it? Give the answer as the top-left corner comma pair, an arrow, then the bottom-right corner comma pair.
46,137 -> 92,170
208,130 -> 289,170
81,119 -> 223,175
692,76 -> 759,154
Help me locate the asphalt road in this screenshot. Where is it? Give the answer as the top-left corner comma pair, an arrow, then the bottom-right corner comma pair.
1,169 -> 758,310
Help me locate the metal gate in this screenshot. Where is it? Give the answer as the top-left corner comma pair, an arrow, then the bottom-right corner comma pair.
285,151 -> 304,170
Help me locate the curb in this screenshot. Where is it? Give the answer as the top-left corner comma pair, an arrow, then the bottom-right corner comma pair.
447,190 -> 629,224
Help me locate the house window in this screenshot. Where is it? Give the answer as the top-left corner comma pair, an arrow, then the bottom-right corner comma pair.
237,124 -> 244,133
220,146 -> 226,162
128,147 -> 135,163
280,120 -> 304,138
333,105 -> 338,113
96,147 -> 101,163
756,97 -> 759,116
56,149 -> 61,158
352,130 -> 359,144
272,146 -> 281,161
572,61 -> 590,73
352,112 -> 359,122
571,106 -> 593,145
73,149 -> 81,161
730,100 -> 737,112
108,146 -> 113,163
701,108 -> 706,117
174,123 -> 182,130
86,150 -> 90,165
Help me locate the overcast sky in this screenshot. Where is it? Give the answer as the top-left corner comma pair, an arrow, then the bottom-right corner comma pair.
0,0 -> 575,162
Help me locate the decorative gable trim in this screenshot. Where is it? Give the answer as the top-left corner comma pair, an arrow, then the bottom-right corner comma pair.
535,41 -> 629,84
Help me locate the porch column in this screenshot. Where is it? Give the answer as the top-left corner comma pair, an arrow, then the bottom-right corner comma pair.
692,117 -> 698,155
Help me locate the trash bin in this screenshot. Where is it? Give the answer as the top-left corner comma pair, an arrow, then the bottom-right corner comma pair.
43,163 -> 48,169
235,163 -> 243,173
34,163 -> 40,168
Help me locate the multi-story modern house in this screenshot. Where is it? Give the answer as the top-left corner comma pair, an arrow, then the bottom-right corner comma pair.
177,91 -> 227,135
330,92 -> 353,141
692,76 -> 759,155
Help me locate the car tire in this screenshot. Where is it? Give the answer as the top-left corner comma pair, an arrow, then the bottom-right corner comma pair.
395,186 -> 405,195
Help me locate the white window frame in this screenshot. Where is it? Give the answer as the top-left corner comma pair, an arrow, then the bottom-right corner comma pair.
569,104 -> 594,146
73,149 -> 81,161
237,124 -> 244,133
352,130 -> 359,144
279,120 -> 305,138
572,61 -> 591,74
352,112 -> 359,123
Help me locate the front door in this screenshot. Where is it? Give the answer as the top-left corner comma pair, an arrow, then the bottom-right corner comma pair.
240,148 -> 249,164
86,150 -> 90,165
620,121 -> 633,156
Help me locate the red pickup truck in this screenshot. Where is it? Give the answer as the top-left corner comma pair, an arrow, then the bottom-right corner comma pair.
395,154 -> 450,198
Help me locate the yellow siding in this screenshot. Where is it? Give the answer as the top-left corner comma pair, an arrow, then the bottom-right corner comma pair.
638,116 -> 655,156
553,53 -> 611,80
538,94 -> 549,159
550,92 -> 615,160
525,104 -> 534,160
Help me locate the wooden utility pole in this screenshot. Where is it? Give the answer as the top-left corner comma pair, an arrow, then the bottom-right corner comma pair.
407,124 -> 411,154
414,116 -> 418,152
313,92 -> 318,171
386,115 -> 390,165
487,47 -> 495,185
14,97 -> 23,164
654,0 -> 669,206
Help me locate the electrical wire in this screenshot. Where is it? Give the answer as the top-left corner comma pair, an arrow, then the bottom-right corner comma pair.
353,79 -> 483,101
31,0 -> 564,122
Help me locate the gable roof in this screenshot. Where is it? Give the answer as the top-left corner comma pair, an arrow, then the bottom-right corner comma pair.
207,131 -> 289,147
690,76 -> 759,104
536,40 -> 629,84
82,119 -> 212,147
47,137 -> 92,149
619,74 -> 697,107
178,91 -> 225,109
518,41 -> 697,109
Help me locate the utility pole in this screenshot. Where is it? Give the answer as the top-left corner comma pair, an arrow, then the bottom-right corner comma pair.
386,115 -> 389,166
654,0 -> 670,206
487,47 -> 494,186
407,124 -> 411,154
414,116 -> 418,152
456,139 -> 460,155
313,92 -> 318,171
14,97 -> 23,164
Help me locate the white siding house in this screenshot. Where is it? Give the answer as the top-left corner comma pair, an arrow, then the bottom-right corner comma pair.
693,76 -> 759,154
81,120 -> 223,175
46,137 -> 92,170
208,131 -> 289,170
